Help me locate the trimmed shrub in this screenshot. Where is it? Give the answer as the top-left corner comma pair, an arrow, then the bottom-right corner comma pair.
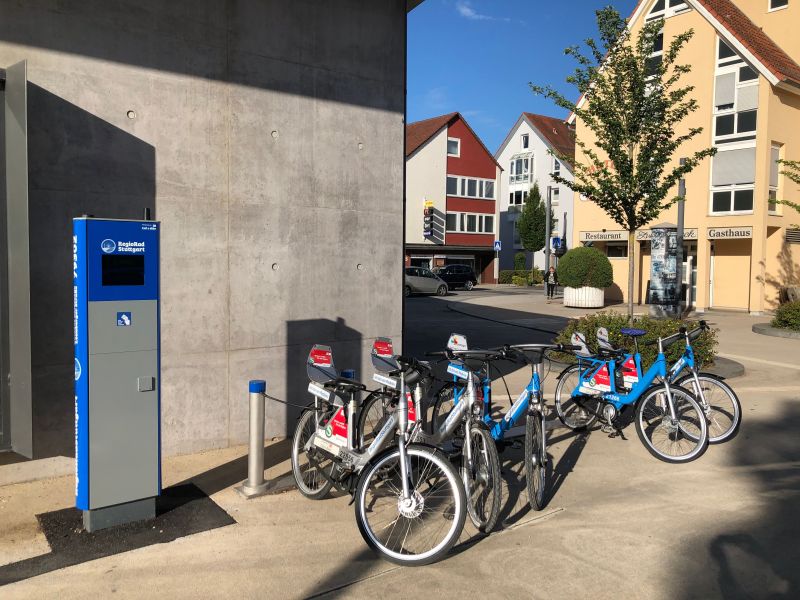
557,246 -> 613,289
772,300 -> 800,331
511,275 -> 528,287
514,252 -> 527,271
500,268 -> 543,285
553,310 -> 718,369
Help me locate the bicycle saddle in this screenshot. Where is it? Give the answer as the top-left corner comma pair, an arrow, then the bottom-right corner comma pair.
621,328 -> 646,337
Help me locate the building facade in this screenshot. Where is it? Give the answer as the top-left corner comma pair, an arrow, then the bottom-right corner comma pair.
0,0 -> 412,459
495,113 -> 575,271
405,113 -> 501,283
571,0 -> 800,313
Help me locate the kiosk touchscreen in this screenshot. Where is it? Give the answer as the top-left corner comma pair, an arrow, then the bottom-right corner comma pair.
73,218 -> 161,531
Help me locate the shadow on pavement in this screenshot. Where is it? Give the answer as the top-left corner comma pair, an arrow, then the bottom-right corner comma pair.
671,400 -> 800,598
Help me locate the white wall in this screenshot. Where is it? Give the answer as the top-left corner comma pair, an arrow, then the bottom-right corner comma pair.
405,127 -> 447,246
495,117 -> 574,271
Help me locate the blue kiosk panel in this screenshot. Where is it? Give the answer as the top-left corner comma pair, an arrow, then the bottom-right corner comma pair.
74,218 -> 161,523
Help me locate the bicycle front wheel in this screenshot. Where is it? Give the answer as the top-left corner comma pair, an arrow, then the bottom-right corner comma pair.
358,391 -> 395,449
355,444 -> 466,566
635,386 -> 708,463
525,408 -> 547,510
554,364 -> 599,431
463,425 -> 502,532
291,408 -> 335,499
674,373 -> 741,444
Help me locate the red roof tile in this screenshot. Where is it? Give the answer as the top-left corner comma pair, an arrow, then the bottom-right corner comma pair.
523,113 -> 575,160
405,113 -> 458,157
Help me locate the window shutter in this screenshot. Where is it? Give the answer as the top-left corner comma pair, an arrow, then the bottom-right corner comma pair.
714,73 -> 735,107
770,146 -> 780,188
712,147 -> 756,186
737,85 -> 758,111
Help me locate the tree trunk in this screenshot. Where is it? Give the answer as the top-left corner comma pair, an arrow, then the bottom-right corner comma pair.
627,230 -> 635,317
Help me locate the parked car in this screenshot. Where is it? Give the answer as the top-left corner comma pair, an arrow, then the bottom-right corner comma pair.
404,267 -> 448,297
433,264 -> 478,291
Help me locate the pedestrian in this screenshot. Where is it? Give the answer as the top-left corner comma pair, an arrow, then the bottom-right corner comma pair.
546,266 -> 558,303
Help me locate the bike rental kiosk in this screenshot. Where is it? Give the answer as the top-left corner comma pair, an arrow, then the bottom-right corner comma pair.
73,218 -> 161,532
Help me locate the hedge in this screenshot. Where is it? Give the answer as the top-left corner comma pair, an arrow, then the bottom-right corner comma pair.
556,246 -> 613,289
552,311 -> 718,368
772,300 -> 800,332
499,268 -> 543,285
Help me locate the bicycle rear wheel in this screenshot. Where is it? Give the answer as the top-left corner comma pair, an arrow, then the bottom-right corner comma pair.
463,425 -> 502,532
554,364 -> 599,431
674,373 -> 741,444
525,408 -> 547,510
291,408 -> 335,499
358,391 -> 395,448
635,386 -> 708,463
355,444 -> 466,566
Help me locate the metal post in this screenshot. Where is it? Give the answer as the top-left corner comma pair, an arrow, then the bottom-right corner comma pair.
545,186 -> 552,288
237,379 -> 269,498
677,158 -> 686,316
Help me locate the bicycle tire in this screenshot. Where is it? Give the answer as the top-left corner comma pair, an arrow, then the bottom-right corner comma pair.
554,364 -> 599,431
291,408 -> 335,499
674,373 -> 741,444
463,425 -> 502,532
358,391 -> 395,449
525,407 -> 548,510
635,385 -> 708,463
355,444 -> 466,566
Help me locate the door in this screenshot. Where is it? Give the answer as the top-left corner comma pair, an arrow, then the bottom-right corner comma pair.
710,239 -> 751,309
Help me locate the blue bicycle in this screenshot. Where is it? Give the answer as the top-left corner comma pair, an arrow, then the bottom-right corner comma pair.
430,339 -> 580,510
589,322 -> 741,443
552,329 -> 709,463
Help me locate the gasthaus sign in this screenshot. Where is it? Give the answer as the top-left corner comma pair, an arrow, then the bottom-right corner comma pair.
707,226 -> 753,239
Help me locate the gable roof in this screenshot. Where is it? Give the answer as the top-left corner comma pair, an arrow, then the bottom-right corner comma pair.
692,0 -> 800,89
569,0 -> 800,123
523,113 -> 575,161
405,113 -> 458,157
405,112 -> 503,168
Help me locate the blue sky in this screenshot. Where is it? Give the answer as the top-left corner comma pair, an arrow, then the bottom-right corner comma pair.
408,0 -> 639,153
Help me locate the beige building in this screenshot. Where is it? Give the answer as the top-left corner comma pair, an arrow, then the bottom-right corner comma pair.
571,0 -> 800,314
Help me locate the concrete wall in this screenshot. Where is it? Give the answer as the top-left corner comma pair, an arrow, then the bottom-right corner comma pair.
0,0 -> 406,458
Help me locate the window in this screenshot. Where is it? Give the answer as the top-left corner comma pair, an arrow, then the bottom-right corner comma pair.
553,159 -> 561,177
736,110 -> 757,132
770,0 -> 789,11
551,188 -> 560,204
447,138 -> 460,156
739,66 -> 758,82
512,220 -> 522,246
606,243 -> 628,258
446,212 -> 495,234
718,40 -> 736,61
713,38 -> 759,145
447,175 -> 495,199
509,189 -> 528,206
509,153 -> 532,184
711,186 -> 754,213
646,0 -> 689,21
769,144 -> 781,213
521,134 -> 529,149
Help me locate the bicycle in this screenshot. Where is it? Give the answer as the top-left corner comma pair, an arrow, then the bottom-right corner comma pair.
560,322 -> 741,444
553,330 -> 709,463
290,340 -> 466,565
430,336 -> 580,511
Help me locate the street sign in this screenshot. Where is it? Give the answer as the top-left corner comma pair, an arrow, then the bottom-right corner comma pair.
551,237 -> 561,249
493,240 -> 501,252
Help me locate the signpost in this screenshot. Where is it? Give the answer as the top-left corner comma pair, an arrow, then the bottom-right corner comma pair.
647,223 -> 680,318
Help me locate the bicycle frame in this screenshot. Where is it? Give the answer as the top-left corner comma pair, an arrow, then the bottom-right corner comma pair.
571,344 -> 676,417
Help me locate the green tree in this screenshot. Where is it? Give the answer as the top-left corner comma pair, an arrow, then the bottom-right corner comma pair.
516,182 -> 554,274
514,251 -> 527,271
531,8 -> 716,316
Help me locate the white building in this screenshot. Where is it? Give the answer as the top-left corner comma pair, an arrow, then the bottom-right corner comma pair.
495,113 -> 575,270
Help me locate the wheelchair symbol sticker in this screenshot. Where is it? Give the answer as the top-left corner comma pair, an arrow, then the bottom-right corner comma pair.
117,312 -> 132,326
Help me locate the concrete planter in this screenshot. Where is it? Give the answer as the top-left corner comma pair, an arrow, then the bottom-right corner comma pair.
563,286 -> 605,308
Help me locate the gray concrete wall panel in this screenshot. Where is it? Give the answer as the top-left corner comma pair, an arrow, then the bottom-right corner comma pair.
0,0 -> 406,457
